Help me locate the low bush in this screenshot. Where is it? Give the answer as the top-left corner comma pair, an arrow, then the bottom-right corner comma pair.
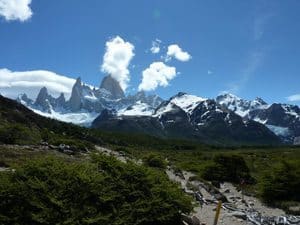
0,155 -> 192,225
0,124 -> 40,145
259,160 -> 300,203
143,153 -> 167,169
202,154 -> 253,183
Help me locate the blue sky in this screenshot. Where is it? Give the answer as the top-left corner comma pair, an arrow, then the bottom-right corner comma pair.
1,0 -> 300,104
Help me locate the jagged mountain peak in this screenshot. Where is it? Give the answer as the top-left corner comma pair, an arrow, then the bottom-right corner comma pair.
69,79 -> 84,111
216,93 -> 269,118
34,86 -> 54,113
216,92 -> 242,104
56,93 -> 66,106
58,92 -> 65,99
17,93 -> 33,106
74,77 -> 82,86
40,86 -> 48,93
254,97 -> 267,105
35,87 -> 50,103
168,92 -> 207,114
100,75 -> 124,99
216,93 -> 267,107
171,92 -> 188,98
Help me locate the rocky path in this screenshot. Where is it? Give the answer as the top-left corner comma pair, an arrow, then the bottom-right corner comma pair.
166,167 -> 300,225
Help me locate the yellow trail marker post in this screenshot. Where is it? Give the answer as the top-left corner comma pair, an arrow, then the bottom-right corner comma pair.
213,200 -> 222,225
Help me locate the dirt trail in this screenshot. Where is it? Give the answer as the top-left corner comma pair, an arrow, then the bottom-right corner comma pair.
166,167 -> 300,225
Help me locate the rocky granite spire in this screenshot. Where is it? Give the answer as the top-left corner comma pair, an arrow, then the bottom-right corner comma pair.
55,93 -> 66,108
34,87 -> 53,113
16,93 -> 33,106
100,75 -> 125,99
69,77 -> 83,111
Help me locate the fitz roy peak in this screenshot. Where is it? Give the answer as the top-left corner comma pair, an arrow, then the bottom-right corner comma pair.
17,75 -> 163,126
100,75 -> 125,99
13,75 -> 300,145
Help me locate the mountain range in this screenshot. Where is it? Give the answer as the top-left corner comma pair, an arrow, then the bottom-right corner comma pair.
10,75 -> 300,145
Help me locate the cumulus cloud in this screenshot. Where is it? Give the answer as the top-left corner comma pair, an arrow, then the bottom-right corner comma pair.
0,0 -> 33,22
0,68 -> 76,100
138,62 -> 177,91
150,39 -> 161,54
166,44 -> 191,62
101,36 -> 135,91
287,94 -> 300,102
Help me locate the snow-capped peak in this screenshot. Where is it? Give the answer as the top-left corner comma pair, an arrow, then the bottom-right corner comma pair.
154,102 -> 178,117
216,93 -> 243,107
117,101 -> 154,116
169,92 -> 207,114
216,93 -> 268,117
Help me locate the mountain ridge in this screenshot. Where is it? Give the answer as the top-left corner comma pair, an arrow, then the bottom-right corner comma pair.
92,93 -> 281,145
7,75 -> 300,145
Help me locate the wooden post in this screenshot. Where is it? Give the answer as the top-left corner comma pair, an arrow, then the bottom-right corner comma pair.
213,200 -> 222,225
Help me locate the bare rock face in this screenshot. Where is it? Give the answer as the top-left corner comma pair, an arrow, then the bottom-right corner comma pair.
69,77 -> 83,111
68,77 -> 105,112
35,87 -> 49,105
17,93 -> 33,106
34,87 -> 54,113
55,93 -> 66,108
34,87 -> 67,112
100,75 -> 125,99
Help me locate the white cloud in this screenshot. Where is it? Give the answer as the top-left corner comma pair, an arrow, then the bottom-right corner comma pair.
166,44 -> 191,62
0,0 -> 33,22
287,94 -> 300,102
0,68 -> 76,100
101,36 -> 135,91
138,62 -> 177,91
150,39 -> 161,54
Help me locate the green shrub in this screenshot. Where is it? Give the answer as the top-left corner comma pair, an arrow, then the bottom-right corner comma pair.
202,154 -> 252,183
0,155 -> 192,225
143,153 -> 167,169
0,124 -> 40,144
259,160 -> 300,203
